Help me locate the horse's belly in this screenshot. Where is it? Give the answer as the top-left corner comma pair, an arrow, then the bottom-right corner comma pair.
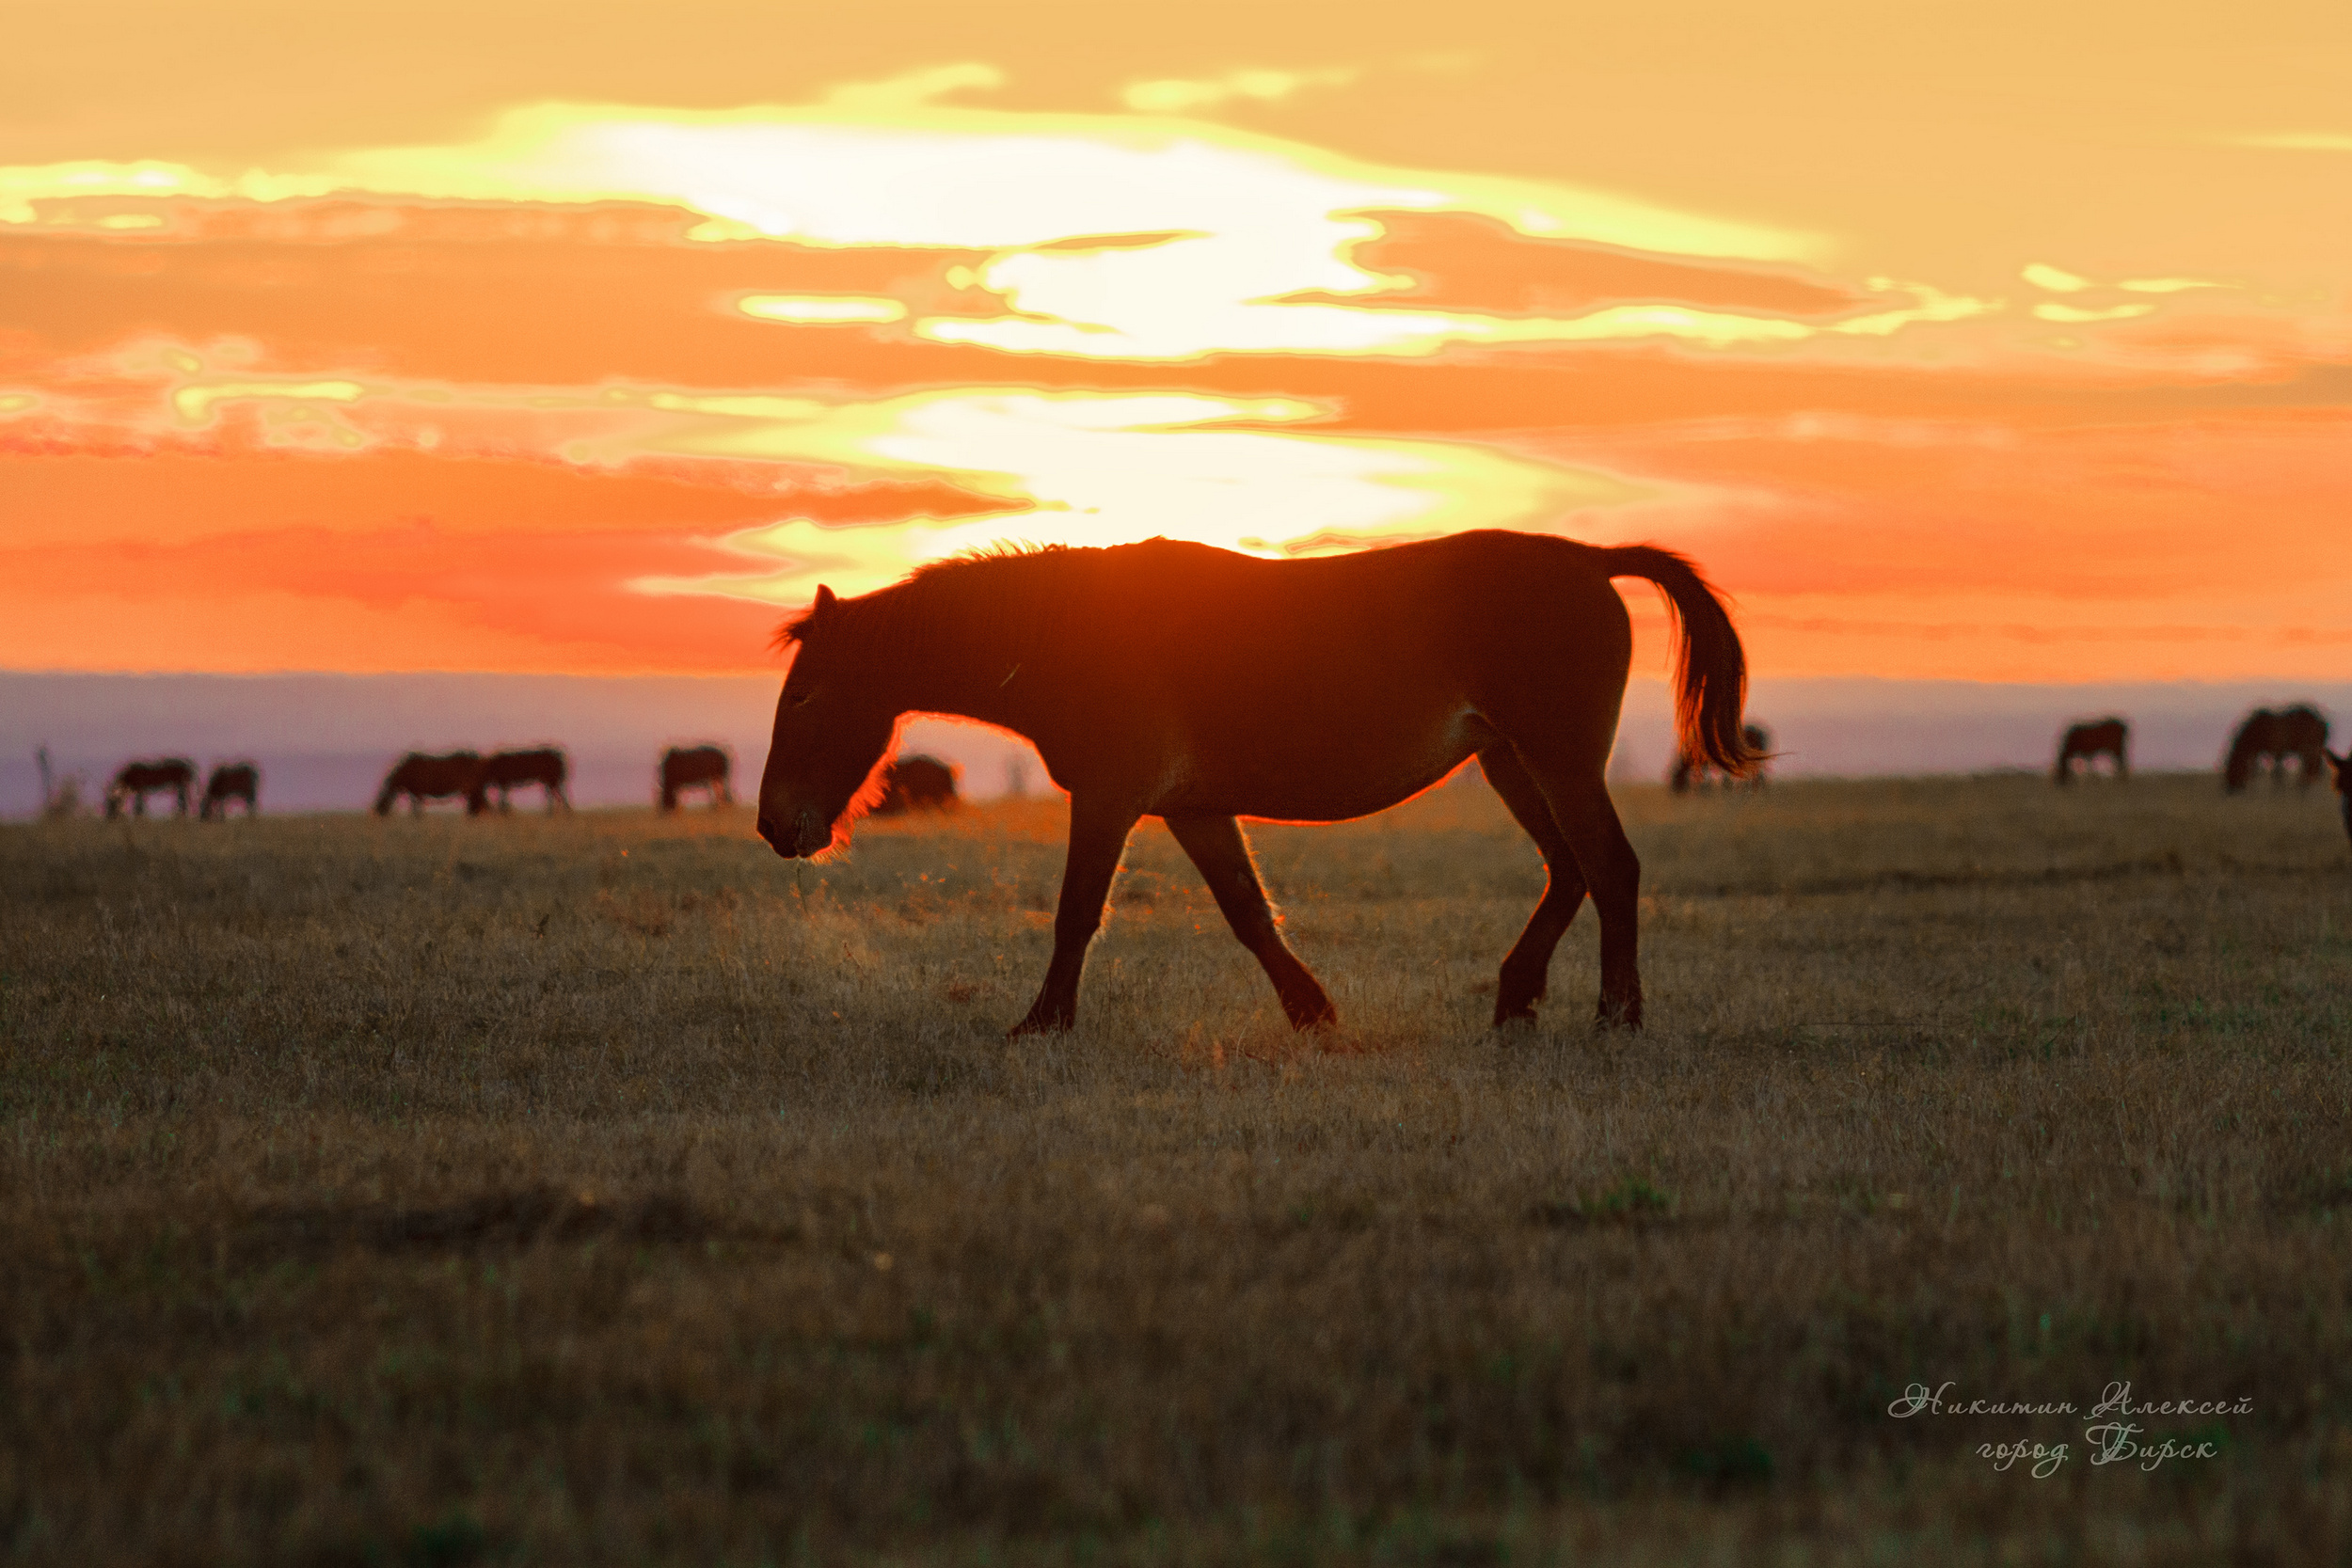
1159,705 -> 1492,822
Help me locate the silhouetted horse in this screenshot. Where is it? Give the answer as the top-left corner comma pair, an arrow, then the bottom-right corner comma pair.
2054,717 -> 2129,785
871,754 -> 961,816
2224,705 -> 2329,793
759,532 -> 1756,1034
2330,751 -> 2352,849
374,752 -> 488,816
482,747 -> 571,813
1670,722 -> 1771,793
105,757 -> 195,818
659,745 -> 734,811
200,762 -> 261,820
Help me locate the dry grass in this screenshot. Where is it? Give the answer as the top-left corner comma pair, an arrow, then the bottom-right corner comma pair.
4,772 -> 2350,1565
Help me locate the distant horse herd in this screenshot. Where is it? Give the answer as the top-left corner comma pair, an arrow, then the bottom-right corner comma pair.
2049,710 -> 2349,846
2040,705 -> 2344,812
77,744 -> 968,820
65,705 -> 2347,855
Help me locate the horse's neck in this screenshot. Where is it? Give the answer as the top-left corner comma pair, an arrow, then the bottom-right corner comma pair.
864,585 -> 1024,723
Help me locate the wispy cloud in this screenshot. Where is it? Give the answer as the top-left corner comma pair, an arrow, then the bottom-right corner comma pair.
822,63 -> 1006,110
1121,66 -> 1360,116
2231,132 -> 2352,151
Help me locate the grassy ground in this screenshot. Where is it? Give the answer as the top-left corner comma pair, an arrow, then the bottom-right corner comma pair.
4,772 -> 2350,1565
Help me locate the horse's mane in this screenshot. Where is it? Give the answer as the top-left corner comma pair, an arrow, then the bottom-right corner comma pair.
771,541 -> 1089,657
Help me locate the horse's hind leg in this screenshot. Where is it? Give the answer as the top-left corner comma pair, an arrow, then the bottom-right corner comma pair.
1479,744 -> 1590,1027
1165,813 -> 1336,1030
1512,749 -> 1643,1029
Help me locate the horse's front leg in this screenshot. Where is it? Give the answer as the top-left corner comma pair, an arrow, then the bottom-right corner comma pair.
1011,794 -> 1144,1036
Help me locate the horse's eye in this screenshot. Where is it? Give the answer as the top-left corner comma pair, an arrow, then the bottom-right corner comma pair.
789,690 -> 815,707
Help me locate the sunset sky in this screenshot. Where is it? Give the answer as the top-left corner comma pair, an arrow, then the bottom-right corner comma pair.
5,0 -> 2350,692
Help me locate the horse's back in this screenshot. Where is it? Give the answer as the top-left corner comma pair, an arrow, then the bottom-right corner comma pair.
1093,532 -> 1628,703
1025,533 -> 1634,815
486,747 -> 565,786
664,746 -> 728,784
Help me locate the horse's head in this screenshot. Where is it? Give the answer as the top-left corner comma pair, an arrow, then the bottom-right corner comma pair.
758,586 -> 900,859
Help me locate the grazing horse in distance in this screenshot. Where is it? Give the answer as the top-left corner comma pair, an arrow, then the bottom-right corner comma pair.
871,754 -> 961,816
659,745 -> 734,812
482,747 -> 571,813
374,752 -> 488,816
758,531 -> 1757,1035
2054,717 -> 2129,785
200,762 -> 261,820
1671,723 -> 1771,793
2330,751 -> 2352,848
2224,705 -> 2329,793
105,757 -> 196,818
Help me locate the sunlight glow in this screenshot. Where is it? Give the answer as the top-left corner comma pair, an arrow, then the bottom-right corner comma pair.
626,387 -> 1647,601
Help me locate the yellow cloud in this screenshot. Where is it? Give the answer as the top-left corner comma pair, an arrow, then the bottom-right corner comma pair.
737,294 -> 909,325
172,379 -> 367,423
822,64 -> 1005,111
2031,301 -> 2155,323
2233,132 -> 2352,151
2022,262 -> 2091,293
1122,67 -> 1359,116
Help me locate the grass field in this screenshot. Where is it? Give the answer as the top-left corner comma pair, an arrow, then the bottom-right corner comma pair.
5,772 -> 2351,1565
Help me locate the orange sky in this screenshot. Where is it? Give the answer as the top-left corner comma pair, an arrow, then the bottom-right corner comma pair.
4,0 -> 2349,683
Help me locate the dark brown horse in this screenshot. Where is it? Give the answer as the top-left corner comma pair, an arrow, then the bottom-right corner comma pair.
374,752 -> 488,816
758,531 -> 1756,1034
659,745 -> 734,812
200,762 -> 260,820
2224,705 -> 2329,793
105,757 -> 195,818
482,747 -> 571,812
2330,751 -> 2352,849
2054,717 -> 2129,785
1670,722 -> 1771,792
871,754 -> 961,816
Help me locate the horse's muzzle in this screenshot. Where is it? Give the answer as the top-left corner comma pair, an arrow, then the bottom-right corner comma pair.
756,808 -> 832,859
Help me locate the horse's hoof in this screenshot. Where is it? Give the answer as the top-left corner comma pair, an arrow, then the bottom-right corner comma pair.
1285,1001 -> 1341,1032
1593,998 -> 1644,1032
1491,1003 -> 1539,1029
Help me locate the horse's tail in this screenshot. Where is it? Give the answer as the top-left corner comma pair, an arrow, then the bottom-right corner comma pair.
1598,545 -> 1758,781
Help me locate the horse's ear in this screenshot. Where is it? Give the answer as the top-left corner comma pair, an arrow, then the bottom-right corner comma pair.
814,585 -> 836,614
